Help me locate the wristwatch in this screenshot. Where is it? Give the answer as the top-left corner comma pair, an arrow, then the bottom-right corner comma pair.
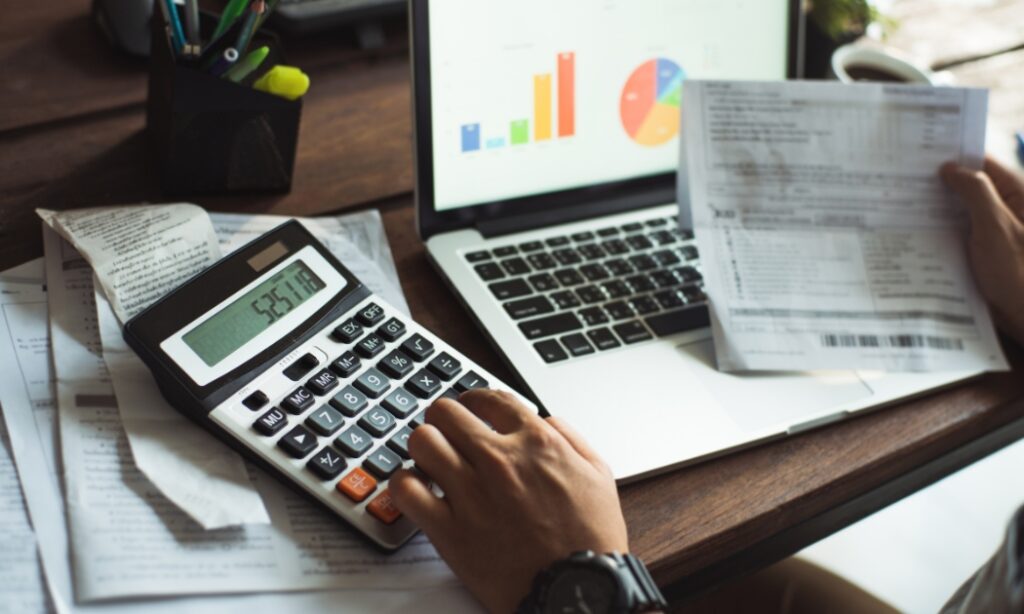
517,551 -> 668,614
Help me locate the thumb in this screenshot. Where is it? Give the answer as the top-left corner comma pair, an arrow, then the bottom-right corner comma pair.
940,162 -> 1015,238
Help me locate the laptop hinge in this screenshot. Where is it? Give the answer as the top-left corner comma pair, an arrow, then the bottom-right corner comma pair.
476,186 -> 676,238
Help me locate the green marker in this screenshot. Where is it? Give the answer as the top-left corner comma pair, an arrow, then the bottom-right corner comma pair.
212,0 -> 251,41
223,46 -> 270,82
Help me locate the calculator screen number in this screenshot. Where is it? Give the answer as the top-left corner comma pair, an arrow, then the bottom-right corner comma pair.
183,260 -> 326,367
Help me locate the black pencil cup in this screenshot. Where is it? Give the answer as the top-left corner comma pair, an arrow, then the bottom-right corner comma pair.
146,13 -> 301,195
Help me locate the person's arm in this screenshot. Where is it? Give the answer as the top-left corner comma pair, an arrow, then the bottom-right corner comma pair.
389,389 -> 630,613
940,156 -> 1024,346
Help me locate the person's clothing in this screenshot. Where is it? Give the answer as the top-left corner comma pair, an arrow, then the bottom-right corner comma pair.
941,504 -> 1024,614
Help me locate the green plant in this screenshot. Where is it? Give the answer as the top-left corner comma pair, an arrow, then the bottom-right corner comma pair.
809,0 -> 885,41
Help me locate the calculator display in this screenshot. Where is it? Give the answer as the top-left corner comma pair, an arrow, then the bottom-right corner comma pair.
183,261 -> 326,367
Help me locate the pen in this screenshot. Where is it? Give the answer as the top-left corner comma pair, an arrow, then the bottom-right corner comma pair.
253,65 -> 310,100
206,47 -> 240,76
1016,131 -> 1024,167
234,1 -> 263,58
184,0 -> 200,49
163,0 -> 187,54
213,0 -> 251,41
223,46 -> 270,82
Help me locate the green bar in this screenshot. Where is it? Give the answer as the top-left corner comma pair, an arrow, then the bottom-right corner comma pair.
510,119 -> 529,145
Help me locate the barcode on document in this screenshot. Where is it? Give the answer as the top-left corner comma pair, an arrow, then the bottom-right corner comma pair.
819,334 -> 964,351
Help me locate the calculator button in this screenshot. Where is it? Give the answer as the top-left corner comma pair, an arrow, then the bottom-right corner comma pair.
330,351 -> 361,378
306,406 -> 345,436
329,386 -> 368,417
405,369 -> 442,399
307,447 -> 347,480
355,333 -> 386,359
278,425 -> 318,459
254,408 -> 288,435
410,409 -> 427,428
337,468 -> 377,502
454,371 -> 489,392
332,319 -> 363,343
534,339 -> 568,363
378,350 -> 414,378
281,387 -> 315,415
364,447 -> 403,479
335,425 -> 373,457
366,490 -> 402,524
587,327 -> 622,351
400,334 -> 435,362
354,368 -> 391,398
358,407 -> 396,437
427,352 -> 462,381
387,427 -> 414,459
306,370 -> 340,396
560,333 -> 595,357
242,390 -> 269,411
356,303 -> 386,326
440,388 -> 460,401
283,353 -> 319,381
377,317 -> 407,342
381,388 -> 418,418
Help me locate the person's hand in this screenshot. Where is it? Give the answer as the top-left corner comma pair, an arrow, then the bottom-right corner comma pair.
940,156 -> 1024,347
389,389 -> 628,613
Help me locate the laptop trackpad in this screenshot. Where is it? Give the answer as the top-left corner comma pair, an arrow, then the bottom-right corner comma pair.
682,340 -> 873,433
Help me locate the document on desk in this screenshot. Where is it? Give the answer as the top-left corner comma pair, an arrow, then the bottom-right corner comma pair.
680,80 -> 1009,372
38,207 -> 268,531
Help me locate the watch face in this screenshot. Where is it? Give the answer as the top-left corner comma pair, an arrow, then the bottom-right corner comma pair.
543,567 -> 621,614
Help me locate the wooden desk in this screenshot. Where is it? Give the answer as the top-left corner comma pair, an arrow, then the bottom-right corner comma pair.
2,0 -> 1023,602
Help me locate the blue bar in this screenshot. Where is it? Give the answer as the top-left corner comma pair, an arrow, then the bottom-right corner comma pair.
485,137 -> 506,149
461,124 -> 480,152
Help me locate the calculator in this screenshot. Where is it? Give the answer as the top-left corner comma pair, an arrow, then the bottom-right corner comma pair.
124,220 -> 520,550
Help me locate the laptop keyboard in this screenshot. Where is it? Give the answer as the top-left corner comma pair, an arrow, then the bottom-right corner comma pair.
464,215 -> 710,363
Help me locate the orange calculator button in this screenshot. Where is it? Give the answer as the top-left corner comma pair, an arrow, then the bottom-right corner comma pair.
337,467 -> 377,502
366,489 -> 402,524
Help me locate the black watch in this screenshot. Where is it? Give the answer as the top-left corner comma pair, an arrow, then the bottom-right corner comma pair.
517,551 -> 667,614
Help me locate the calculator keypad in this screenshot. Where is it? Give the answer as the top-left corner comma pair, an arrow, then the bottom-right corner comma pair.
216,296 -> 523,550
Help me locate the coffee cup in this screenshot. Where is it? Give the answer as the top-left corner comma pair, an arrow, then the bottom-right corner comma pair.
830,44 -> 941,85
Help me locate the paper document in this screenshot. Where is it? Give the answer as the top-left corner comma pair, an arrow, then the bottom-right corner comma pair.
38,207 -> 266,530
0,263 -> 471,613
681,81 -> 1008,372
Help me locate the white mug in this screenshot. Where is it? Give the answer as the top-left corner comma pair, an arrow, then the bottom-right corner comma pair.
830,44 -> 948,85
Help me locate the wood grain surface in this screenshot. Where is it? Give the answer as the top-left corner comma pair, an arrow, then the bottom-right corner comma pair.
1,0 -> 1023,600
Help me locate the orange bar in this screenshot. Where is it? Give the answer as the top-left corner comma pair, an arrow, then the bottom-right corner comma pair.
557,52 -> 575,137
534,74 -> 552,141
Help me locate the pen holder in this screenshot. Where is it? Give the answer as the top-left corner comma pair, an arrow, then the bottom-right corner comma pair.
146,13 -> 301,195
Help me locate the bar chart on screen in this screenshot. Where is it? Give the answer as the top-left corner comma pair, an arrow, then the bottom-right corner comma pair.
460,52 -> 576,153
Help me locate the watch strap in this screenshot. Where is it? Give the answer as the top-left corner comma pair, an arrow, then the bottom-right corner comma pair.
518,551 -> 668,614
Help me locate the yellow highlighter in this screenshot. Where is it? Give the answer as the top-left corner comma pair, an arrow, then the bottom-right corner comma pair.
253,65 -> 310,101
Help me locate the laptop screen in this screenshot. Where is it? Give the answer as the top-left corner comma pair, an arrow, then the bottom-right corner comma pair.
428,0 -> 792,212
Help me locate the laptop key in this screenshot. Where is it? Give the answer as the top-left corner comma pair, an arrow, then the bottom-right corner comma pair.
613,321 -> 653,344
501,257 -> 531,276
579,307 -> 609,326
551,291 -> 581,309
545,236 -> 570,247
621,222 -> 643,233
575,285 -> 605,304
680,245 -> 700,260
526,253 -> 557,270
601,239 -> 630,255
646,218 -> 668,227
629,254 -> 658,271
674,266 -> 703,283
605,301 -> 635,320
474,262 -> 505,281
681,285 -> 707,303
602,280 -> 631,299
578,244 -> 606,260
494,245 -> 518,257
519,241 -> 544,252
654,289 -> 684,309
571,231 -> 595,242
489,278 -> 533,300
625,274 -> 656,293
645,305 -> 711,336
626,235 -> 654,250
534,339 -> 568,363
504,296 -> 554,319
552,248 -> 583,266
580,263 -> 610,281
518,312 -> 583,340
560,333 -> 595,357
587,327 -> 622,351
528,273 -> 558,292
651,270 -> 678,288
651,230 -> 677,245
596,227 -> 620,237
652,250 -> 680,266
605,259 -> 634,276
465,250 -> 491,262
630,296 -> 660,315
554,268 -> 585,286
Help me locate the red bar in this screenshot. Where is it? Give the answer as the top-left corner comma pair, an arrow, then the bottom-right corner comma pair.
557,52 -> 575,137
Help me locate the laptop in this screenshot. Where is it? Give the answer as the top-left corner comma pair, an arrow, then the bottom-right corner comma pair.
410,0 -> 978,481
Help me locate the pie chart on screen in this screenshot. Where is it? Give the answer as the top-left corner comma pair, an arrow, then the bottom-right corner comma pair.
620,58 -> 686,146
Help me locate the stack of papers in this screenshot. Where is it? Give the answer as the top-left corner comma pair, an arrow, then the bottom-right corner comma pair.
0,206 -> 479,612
